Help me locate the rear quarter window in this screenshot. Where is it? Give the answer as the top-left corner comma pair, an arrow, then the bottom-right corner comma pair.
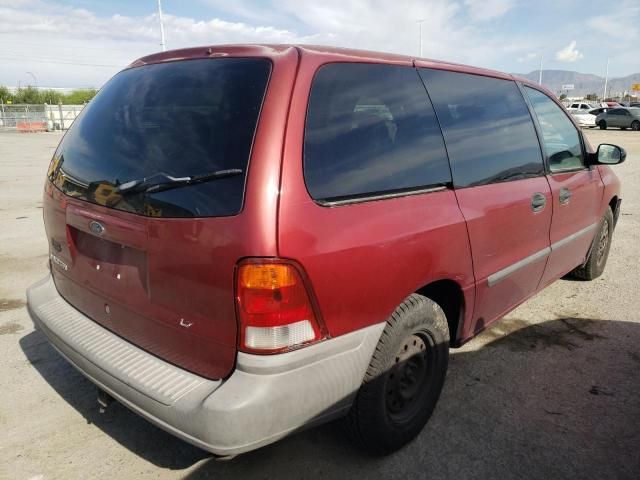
49,58 -> 271,218
419,69 -> 544,188
303,63 -> 451,203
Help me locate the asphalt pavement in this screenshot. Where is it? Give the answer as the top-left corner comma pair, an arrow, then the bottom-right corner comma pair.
1,129 -> 638,480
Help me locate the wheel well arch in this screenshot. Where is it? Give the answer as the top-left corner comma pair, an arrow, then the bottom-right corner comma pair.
609,195 -> 618,213
608,195 -> 621,228
415,279 -> 464,347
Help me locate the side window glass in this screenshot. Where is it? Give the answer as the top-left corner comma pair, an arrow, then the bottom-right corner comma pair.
419,69 -> 543,188
304,63 -> 451,202
524,87 -> 584,173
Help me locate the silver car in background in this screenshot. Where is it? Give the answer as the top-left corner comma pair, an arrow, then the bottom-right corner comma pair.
596,107 -> 640,131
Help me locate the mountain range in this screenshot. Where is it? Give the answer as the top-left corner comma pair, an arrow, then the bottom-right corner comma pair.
513,70 -> 640,97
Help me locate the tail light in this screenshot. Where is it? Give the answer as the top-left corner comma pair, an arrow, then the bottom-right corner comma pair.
235,259 -> 326,354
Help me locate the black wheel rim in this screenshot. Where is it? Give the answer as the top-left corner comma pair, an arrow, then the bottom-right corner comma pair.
596,219 -> 610,266
385,332 -> 435,423
633,122 -> 640,131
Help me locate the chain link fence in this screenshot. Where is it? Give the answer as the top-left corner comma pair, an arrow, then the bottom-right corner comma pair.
0,103 -> 85,131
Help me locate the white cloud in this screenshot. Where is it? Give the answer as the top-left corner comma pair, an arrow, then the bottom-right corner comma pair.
17,0 -> 640,88
517,52 -> 539,63
0,0 -> 535,87
555,40 -> 583,62
464,0 -> 514,21
585,0 -> 639,41
0,0 -> 310,87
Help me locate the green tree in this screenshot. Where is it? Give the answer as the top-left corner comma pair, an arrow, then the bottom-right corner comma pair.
41,89 -> 64,105
559,93 -> 567,100
63,89 -> 98,104
585,93 -> 598,101
0,85 -> 98,105
14,86 -> 42,104
0,85 -> 13,103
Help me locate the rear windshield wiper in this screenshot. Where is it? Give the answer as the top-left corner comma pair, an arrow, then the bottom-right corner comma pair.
115,169 -> 243,195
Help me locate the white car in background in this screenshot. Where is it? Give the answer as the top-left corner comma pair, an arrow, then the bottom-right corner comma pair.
570,109 -> 597,128
567,102 -> 597,112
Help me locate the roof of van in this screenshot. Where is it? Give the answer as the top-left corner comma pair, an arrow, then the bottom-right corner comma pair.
129,44 -> 538,88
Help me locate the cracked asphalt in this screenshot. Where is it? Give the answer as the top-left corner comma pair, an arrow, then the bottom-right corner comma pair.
0,129 -> 639,480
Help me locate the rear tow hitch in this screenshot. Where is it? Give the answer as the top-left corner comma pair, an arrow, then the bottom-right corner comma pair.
97,388 -> 114,413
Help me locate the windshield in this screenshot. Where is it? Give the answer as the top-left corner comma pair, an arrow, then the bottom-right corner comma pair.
48,58 -> 272,218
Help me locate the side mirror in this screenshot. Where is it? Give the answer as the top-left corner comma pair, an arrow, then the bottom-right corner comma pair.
589,144 -> 626,165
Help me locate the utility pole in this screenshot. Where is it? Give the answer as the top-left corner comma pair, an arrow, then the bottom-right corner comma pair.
603,57 -> 609,101
417,19 -> 427,57
157,0 -> 166,52
538,54 -> 543,85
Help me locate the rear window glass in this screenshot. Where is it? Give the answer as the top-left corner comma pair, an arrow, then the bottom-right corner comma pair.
304,63 -> 451,202
48,58 -> 271,218
419,69 -> 543,188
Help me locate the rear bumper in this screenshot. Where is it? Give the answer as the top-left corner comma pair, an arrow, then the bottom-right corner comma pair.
576,119 -> 596,127
27,274 -> 384,456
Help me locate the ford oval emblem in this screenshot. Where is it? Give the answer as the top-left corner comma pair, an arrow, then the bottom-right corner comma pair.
89,220 -> 105,236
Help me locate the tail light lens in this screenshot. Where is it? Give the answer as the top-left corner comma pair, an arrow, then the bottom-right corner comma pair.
236,259 -> 326,354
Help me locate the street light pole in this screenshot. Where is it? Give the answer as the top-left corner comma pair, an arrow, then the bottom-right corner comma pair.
538,54 -> 543,85
157,0 -> 166,52
417,19 -> 427,57
26,71 -> 38,89
603,57 -> 610,102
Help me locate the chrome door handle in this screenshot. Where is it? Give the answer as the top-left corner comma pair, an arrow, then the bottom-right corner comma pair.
531,192 -> 547,212
559,188 -> 572,205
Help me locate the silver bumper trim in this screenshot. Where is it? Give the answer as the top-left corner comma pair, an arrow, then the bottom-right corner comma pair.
487,247 -> 550,287
487,222 -> 599,287
27,274 -> 384,455
28,276 -> 215,406
550,222 -> 598,251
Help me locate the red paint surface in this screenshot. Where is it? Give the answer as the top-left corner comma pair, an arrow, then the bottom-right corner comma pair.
455,178 -> 553,334
539,169 -> 603,287
42,44 -> 622,381
278,48 -> 476,341
44,46 -> 299,379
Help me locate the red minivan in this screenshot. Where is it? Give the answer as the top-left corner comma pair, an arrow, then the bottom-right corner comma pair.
27,45 -> 625,456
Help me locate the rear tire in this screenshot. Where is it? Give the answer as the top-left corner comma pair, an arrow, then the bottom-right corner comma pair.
571,207 -> 614,281
344,294 -> 449,455
632,120 -> 640,131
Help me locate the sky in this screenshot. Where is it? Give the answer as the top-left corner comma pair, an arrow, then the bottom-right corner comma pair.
0,0 -> 638,88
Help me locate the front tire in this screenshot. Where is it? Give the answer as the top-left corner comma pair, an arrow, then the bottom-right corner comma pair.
599,120 -> 607,130
632,120 -> 640,131
571,207 -> 614,280
345,294 -> 449,455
